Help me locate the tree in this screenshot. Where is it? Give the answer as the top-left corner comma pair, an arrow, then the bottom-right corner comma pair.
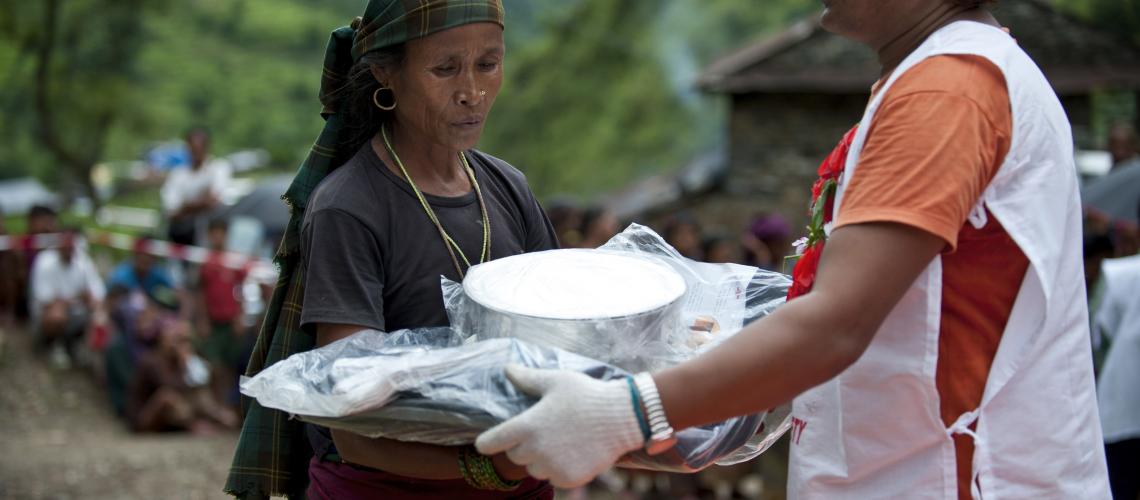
4,0 -> 161,203
0,0 -> 818,202
479,0 -> 818,199
481,0 -> 703,198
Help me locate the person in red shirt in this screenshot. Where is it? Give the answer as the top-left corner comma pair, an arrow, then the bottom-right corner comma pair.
196,218 -> 248,407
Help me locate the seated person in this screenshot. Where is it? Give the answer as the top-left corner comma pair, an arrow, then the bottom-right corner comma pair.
105,283 -> 181,417
107,236 -> 176,297
18,205 -> 60,320
125,315 -> 237,434
103,236 -> 184,380
30,227 -> 106,368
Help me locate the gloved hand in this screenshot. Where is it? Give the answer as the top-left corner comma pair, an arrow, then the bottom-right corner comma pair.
475,365 -> 645,488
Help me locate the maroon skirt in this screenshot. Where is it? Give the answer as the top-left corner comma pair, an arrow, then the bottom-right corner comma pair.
306,456 -> 554,500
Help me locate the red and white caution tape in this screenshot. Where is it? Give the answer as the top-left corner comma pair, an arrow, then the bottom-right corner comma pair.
0,231 -> 278,284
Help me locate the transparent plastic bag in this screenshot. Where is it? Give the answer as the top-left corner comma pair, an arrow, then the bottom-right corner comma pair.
242,328 -> 617,444
447,224 -> 791,372
714,403 -> 793,466
598,224 -> 788,337
242,328 -> 771,472
241,224 -> 792,472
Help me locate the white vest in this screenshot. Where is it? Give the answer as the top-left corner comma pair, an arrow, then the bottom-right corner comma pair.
787,22 -> 1110,499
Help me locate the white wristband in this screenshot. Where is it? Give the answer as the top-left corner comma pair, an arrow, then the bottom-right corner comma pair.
633,372 -> 677,455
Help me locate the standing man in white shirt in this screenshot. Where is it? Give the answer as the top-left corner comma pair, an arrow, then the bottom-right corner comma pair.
31,228 -> 106,368
161,127 -> 231,246
1092,201 -> 1140,500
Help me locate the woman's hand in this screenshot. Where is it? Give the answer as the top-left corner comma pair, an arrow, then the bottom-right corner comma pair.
316,324 -> 531,483
320,324 -> 476,480
491,453 -> 530,481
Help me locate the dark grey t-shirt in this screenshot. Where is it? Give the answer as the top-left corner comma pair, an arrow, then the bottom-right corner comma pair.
299,143 -> 558,333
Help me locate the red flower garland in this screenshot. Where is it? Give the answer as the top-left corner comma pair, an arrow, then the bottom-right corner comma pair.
786,126 -> 858,300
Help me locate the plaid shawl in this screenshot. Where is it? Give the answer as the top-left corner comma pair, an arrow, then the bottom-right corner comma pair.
224,2 -> 503,498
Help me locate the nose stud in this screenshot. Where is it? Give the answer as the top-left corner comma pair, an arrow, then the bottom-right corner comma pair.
479,90 -> 487,97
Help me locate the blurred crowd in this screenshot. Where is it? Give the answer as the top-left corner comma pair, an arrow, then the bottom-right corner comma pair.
0,128 -> 265,438
548,202 -> 795,272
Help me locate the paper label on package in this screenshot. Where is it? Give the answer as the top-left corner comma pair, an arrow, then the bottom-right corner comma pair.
681,262 -> 751,334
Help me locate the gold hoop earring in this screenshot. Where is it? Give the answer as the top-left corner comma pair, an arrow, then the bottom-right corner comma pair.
373,87 -> 397,111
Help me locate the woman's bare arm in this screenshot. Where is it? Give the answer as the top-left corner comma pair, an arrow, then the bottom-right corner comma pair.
316,323 -> 527,480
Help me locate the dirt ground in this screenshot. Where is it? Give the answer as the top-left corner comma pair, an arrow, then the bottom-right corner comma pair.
0,329 -> 236,500
0,327 -> 788,500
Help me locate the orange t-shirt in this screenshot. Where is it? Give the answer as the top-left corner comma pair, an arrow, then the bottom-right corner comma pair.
834,55 -> 1029,499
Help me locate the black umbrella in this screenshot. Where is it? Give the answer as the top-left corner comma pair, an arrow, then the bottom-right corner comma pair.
218,174 -> 293,235
1081,160 -> 1140,224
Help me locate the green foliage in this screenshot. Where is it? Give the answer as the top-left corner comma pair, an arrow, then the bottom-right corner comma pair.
103,0 -> 346,168
0,0 -> 342,184
1,0 -> 1136,202
483,1 -> 698,196
0,0 -> 168,187
0,0 -> 813,200
483,0 -> 815,198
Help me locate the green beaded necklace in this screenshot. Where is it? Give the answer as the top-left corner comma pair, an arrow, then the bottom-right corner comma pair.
381,126 -> 491,279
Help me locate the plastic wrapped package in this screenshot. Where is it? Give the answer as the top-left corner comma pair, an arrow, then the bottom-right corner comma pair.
241,224 -> 793,472
242,327 -> 768,472
241,329 -> 609,444
714,403 -> 794,466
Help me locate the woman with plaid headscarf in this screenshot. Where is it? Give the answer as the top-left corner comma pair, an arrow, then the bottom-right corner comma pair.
226,1 -> 557,498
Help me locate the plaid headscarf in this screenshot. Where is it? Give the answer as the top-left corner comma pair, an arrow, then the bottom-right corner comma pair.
225,2 -> 503,498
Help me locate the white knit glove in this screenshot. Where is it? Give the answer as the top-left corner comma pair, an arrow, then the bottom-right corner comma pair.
475,365 -> 645,488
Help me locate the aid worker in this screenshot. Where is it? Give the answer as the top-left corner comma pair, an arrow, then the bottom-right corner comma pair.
475,0 -> 1112,498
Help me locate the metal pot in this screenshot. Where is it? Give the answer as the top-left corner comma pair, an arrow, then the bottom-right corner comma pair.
458,249 -> 688,372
